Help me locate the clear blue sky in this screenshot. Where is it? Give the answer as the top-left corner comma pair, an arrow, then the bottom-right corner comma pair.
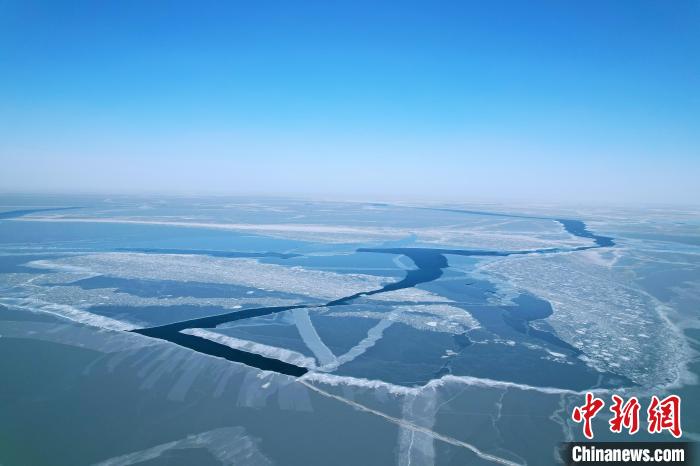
1,0 -> 698,203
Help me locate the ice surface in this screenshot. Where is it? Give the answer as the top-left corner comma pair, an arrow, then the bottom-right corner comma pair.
0,297 -> 137,331
93,427 -> 273,466
2,197 -> 699,466
478,251 -> 686,387
26,253 -> 446,303
183,328 -> 318,370
27,253 -> 392,301
329,304 -> 479,334
15,214 -> 592,250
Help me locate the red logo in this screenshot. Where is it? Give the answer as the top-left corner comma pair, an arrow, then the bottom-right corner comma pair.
572,392 -> 605,439
609,395 -> 640,435
572,393 -> 682,439
647,395 -> 682,438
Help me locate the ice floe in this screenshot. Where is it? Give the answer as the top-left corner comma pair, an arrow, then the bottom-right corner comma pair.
183,328 -> 318,370
26,253 -> 444,303
477,252 -> 686,387
27,253 -> 391,301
